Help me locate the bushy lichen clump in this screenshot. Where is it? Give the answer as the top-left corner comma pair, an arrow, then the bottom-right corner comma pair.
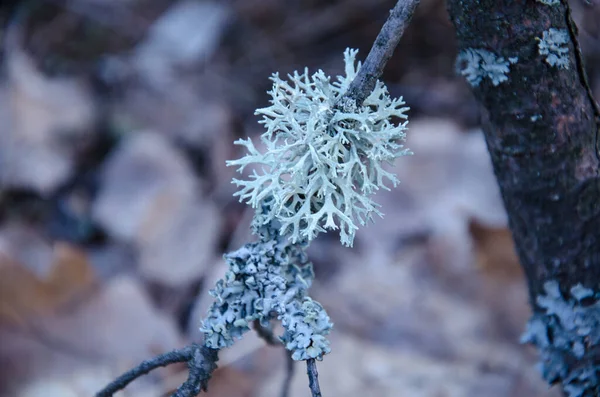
456,48 -> 517,87
202,49 -> 412,363
200,205 -> 332,361
227,48 -> 411,247
537,29 -> 570,70
521,281 -> 600,397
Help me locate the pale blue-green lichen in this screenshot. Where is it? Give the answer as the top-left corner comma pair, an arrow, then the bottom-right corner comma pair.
456,49 -> 517,87
200,206 -> 332,361
536,0 -> 560,5
521,280 -> 600,396
281,297 -> 332,360
226,48 -> 411,247
204,48 -> 413,363
531,114 -> 542,122
537,29 -> 570,69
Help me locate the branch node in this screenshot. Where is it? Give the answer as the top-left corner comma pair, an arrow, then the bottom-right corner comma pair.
96,344 -> 219,397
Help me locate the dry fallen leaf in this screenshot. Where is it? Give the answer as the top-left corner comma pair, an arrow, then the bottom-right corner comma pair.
93,131 -> 220,286
44,275 -> 182,362
93,131 -> 199,242
138,200 -> 220,287
0,38 -> 95,195
0,226 -> 96,326
469,221 -> 532,341
134,1 -> 230,90
0,275 -> 182,395
470,221 -> 521,281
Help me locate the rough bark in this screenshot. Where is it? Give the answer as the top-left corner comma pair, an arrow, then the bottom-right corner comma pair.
447,1 -> 600,391
446,0 -> 600,299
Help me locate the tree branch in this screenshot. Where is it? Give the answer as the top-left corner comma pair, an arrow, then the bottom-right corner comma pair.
446,0 -> 600,394
342,0 -> 420,106
446,0 -> 600,301
306,359 -> 322,397
96,344 -> 219,397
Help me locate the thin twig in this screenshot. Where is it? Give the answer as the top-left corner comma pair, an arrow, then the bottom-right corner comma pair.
96,344 -> 219,397
96,346 -> 193,396
281,351 -> 296,397
306,359 -> 322,397
252,320 -> 296,397
342,0 -> 420,107
253,319 -> 281,346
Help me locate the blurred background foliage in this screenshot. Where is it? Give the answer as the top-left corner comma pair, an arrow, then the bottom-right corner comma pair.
0,0 -> 598,396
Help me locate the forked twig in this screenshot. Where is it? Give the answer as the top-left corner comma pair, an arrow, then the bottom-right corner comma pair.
96,344 -> 218,397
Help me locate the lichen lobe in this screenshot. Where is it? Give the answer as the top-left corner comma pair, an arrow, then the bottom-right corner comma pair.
538,29 -> 570,70
522,280 -> 600,396
456,48 -> 517,87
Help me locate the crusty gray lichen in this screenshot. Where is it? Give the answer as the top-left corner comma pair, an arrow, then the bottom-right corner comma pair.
200,199 -> 332,361
521,280 -> 600,397
456,48 -> 517,87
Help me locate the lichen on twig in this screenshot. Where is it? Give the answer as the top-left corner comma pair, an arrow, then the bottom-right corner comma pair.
341,0 -> 420,107
97,1 -> 420,396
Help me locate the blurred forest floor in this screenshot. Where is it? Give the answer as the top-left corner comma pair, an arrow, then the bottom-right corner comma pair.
0,0 -> 599,396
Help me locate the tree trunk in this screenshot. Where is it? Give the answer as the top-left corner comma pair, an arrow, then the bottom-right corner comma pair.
446,0 -> 600,395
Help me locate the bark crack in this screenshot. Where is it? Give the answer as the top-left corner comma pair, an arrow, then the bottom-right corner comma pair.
564,0 -> 600,162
